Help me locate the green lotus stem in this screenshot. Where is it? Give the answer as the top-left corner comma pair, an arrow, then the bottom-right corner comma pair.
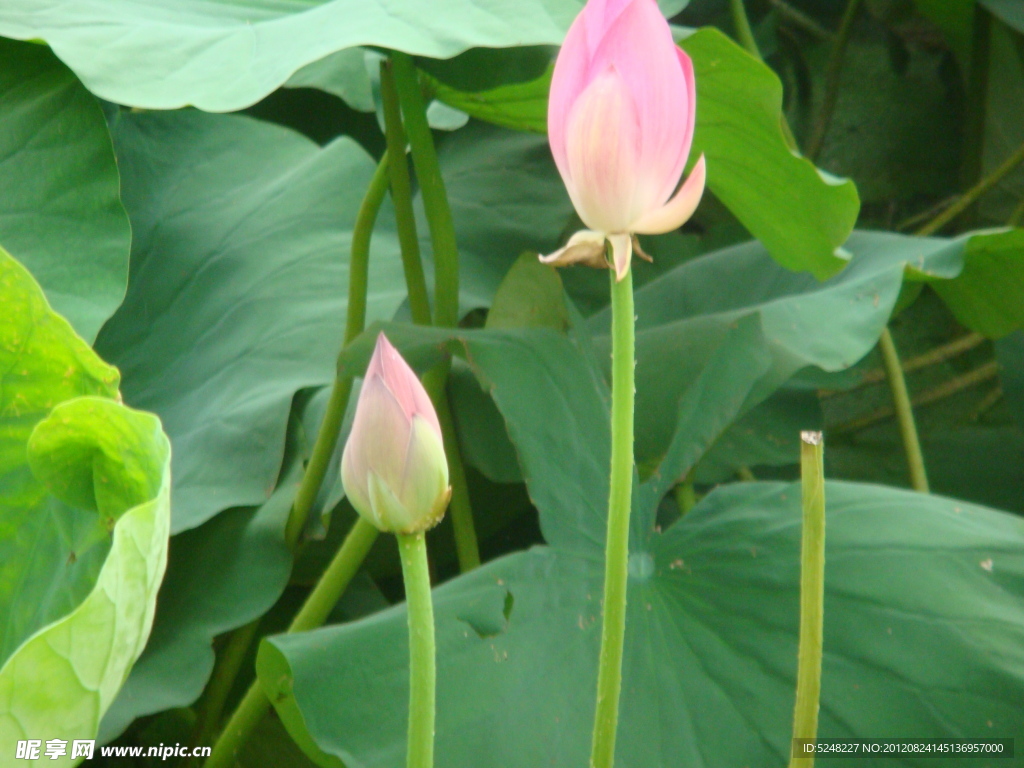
789,431 -> 826,768
390,51 -> 481,572
204,155 -> 390,768
728,0 -> 798,151
187,619 -> 260,766
284,153 -> 392,548
381,60 -> 432,327
590,268 -> 635,768
203,519 -> 379,768
390,52 -> 459,330
434,389 -> 480,570
397,532 -> 436,768
878,328 -> 929,493
805,0 -> 863,160
730,0 -> 760,60
916,136 -> 1024,236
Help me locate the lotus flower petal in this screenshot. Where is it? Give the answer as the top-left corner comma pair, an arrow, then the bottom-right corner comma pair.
397,415 -> 451,533
367,332 -> 441,439
631,154 -> 707,235
564,66 -> 641,233
341,372 -> 410,522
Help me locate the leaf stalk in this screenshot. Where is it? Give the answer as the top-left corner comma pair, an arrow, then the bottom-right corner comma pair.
398,532 -> 437,768
590,268 -> 636,768
789,431 -> 826,768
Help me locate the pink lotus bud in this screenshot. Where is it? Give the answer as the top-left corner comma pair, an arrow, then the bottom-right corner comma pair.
541,0 -> 706,281
341,333 -> 451,534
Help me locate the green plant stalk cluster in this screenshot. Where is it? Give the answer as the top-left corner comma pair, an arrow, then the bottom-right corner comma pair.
789,432 -> 826,768
381,59 -> 433,328
398,532 -> 437,768
203,519 -> 379,768
590,269 -> 636,768
390,51 -> 481,572
284,155 -> 393,550
877,328 -> 929,493
203,155 -> 392,768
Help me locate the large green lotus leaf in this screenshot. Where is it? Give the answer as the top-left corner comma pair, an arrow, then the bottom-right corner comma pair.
0,398 -> 170,762
95,109 -> 406,533
432,28 -> 861,281
684,28 -> 859,279
262,481 -> 1024,768
98,478 -> 294,742
0,249 -> 171,759
0,38 -> 130,343
0,0 -> 589,112
613,228 -> 1024,473
289,283 -> 1024,765
844,229 -> 1024,339
0,247 -> 120,666
587,235 -> 908,468
922,230 -> 1024,339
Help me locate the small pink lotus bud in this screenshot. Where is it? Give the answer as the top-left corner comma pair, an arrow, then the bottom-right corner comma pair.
341,333 -> 451,534
541,0 -> 706,281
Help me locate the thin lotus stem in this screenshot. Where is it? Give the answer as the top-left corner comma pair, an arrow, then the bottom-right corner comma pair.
728,0 -> 799,151
435,389 -> 481,570
1009,195 -> 1024,227
390,52 -> 459,330
203,155 -> 391,768
284,153 -> 392,548
769,0 -> 835,42
877,328 -> 929,492
186,619 -> 260,767
789,431 -> 826,768
916,136 -> 1024,237
835,359 -> 1000,433
970,386 -> 1004,421
805,0 -> 863,161
398,532 -> 437,768
391,51 -> 481,572
590,268 -> 636,768
820,332 -> 986,394
730,0 -> 761,59
288,519 -> 381,633
381,60 -> 433,327
203,519 -> 379,768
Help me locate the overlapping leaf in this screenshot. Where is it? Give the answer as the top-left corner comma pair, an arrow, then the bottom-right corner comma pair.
264,484 -> 1024,768
0,248 -> 170,759
95,109 -> 407,533
258,225 -> 1024,766
0,38 -> 130,343
0,0 -> 588,111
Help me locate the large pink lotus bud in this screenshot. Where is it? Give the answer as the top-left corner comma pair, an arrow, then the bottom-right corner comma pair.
541,0 -> 706,281
341,333 -> 451,534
